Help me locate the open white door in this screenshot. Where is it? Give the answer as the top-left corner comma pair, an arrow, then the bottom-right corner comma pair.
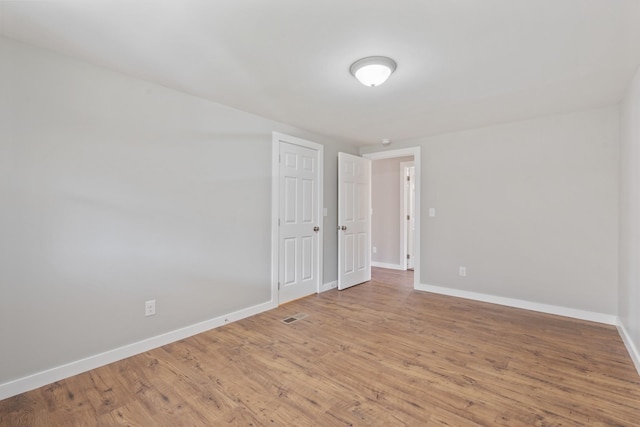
402,162 -> 416,270
407,165 -> 416,269
338,152 -> 371,290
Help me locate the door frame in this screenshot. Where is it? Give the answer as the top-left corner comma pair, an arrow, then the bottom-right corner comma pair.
363,147 -> 421,289
271,132 -> 324,305
400,160 -> 415,270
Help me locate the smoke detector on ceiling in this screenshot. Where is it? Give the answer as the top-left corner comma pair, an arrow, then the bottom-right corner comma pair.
381,138 -> 391,146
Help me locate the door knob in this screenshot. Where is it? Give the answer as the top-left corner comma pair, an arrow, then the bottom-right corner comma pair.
341,226 -> 347,231
313,226 -> 320,232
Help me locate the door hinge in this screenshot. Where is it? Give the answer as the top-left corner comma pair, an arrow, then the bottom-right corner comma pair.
278,218 -> 280,226
279,154 -> 281,163
407,254 -> 410,259
407,176 -> 410,181
407,215 -> 410,220
278,282 -> 281,289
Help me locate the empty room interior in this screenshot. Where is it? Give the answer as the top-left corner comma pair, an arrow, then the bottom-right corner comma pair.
2,1 -> 640,425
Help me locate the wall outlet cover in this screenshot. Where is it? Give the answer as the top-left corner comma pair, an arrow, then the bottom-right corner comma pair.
145,300 -> 156,316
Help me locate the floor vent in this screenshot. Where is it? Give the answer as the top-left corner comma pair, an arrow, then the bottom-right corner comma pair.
281,313 -> 309,324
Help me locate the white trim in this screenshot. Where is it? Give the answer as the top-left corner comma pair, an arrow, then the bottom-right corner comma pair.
371,262 -> 405,270
319,280 -> 338,293
364,148 -> 418,160
271,132 -> 324,304
363,147 -> 421,289
617,318 -> 640,376
271,136 -> 280,304
416,283 -> 617,325
0,299 -> 275,401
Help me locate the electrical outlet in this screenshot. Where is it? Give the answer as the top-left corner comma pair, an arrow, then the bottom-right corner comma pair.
459,266 -> 467,277
429,208 -> 436,217
145,300 -> 156,316
372,246 -> 377,254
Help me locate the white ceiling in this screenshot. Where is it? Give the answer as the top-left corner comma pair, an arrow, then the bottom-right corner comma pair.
2,0 -> 640,146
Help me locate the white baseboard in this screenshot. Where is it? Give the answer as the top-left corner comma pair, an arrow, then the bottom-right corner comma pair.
319,280 -> 337,293
617,318 -> 640,376
0,299 -> 277,401
416,283 -> 617,325
371,262 -> 405,270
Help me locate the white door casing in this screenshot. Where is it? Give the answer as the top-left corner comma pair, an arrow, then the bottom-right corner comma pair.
272,133 -> 323,305
338,152 -> 371,290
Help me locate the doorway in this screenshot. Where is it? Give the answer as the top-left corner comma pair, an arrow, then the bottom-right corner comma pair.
364,147 -> 421,289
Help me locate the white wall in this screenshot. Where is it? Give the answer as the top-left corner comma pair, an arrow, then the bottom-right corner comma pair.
363,107 -> 619,317
371,156 -> 412,267
620,64 -> 640,370
0,36 -> 357,389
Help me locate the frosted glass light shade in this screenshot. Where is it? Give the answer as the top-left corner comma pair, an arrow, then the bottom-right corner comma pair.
350,56 -> 397,87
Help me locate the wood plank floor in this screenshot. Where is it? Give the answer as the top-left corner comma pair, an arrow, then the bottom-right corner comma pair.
2,268 -> 640,426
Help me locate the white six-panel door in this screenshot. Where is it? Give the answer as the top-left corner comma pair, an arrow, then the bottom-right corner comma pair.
338,152 -> 371,290
278,141 -> 320,303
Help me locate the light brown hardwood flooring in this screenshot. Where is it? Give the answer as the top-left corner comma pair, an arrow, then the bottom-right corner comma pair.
1,268 -> 639,426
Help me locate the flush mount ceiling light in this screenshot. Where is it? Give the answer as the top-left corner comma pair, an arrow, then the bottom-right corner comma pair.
350,56 -> 397,87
